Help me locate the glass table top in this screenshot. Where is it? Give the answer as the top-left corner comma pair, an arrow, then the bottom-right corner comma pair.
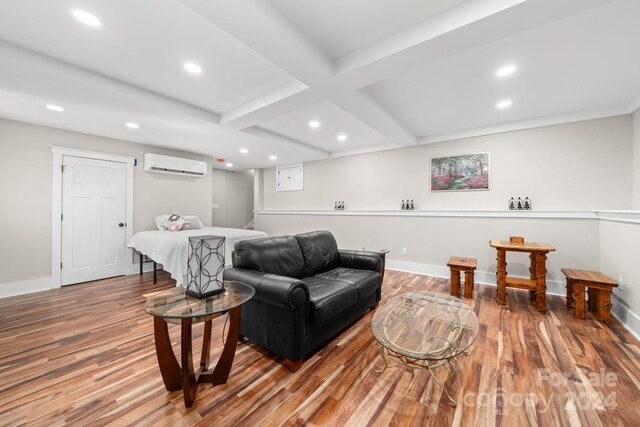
144,281 -> 254,321
371,291 -> 479,361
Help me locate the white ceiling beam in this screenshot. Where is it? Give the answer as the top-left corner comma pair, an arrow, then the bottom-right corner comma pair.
181,0 -> 417,147
333,0 -> 618,91
0,41 -> 220,124
330,89 -> 416,147
180,0 -> 333,86
220,82 -> 321,130
242,126 -> 330,158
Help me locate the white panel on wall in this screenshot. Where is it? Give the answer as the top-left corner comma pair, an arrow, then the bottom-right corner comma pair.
276,163 -> 303,192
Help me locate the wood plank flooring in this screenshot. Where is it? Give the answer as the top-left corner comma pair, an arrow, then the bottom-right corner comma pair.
0,270 -> 639,426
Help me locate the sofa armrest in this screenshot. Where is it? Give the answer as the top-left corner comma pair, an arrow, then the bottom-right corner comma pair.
224,267 -> 309,310
338,250 -> 383,274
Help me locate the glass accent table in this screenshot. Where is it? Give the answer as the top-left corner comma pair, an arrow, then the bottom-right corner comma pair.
371,291 -> 479,406
144,281 -> 254,407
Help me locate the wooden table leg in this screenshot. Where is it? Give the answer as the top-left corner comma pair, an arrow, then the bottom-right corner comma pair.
598,290 -> 612,325
450,269 -> 460,296
573,285 -> 586,319
153,317 -> 182,391
210,306 -> 241,385
528,253 -> 536,301
200,320 -> 212,372
496,249 -> 507,305
198,307 -> 242,385
566,278 -> 574,309
534,252 -> 547,312
588,288 -> 598,313
181,318 -> 198,408
464,270 -> 474,298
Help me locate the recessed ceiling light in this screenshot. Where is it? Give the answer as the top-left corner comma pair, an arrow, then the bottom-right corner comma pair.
226,163 -> 233,168
337,134 -> 348,141
46,104 -> 64,112
496,65 -> 517,78
269,155 -> 277,160
72,9 -> 102,27
183,62 -> 202,74
308,120 -> 320,129
496,99 -> 512,109
239,148 -> 248,154
125,122 -> 140,129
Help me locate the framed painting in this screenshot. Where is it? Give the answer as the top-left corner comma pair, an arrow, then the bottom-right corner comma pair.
430,153 -> 490,191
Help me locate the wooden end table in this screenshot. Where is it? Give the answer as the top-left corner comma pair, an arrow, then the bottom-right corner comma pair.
144,281 -> 254,407
489,240 -> 555,311
561,268 -> 617,324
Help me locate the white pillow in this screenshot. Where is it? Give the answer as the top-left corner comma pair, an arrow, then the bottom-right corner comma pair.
155,214 -> 205,231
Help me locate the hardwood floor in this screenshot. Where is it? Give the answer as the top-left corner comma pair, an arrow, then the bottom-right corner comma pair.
0,270 -> 639,426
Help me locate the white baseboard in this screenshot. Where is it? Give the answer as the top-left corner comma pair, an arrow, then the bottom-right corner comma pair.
0,277 -> 53,298
611,294 -> 640,341
386,259 -> 640,340
0,263 -> 161,299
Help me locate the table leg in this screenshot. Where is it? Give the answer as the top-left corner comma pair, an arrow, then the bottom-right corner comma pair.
588,288 -> 598,313
181,318 -> 198,408
566,278 -> 574,309
450,269 -> 460,296
534,252 -> 547,312
597,290 -> 612,325
153,317 -> 182,391
464,270 -> 474,298
573,285 -> 586,320
529,253 -> 536,301
200,320 -> 212,372
496,249 -> 507,305
210,306 -> 241,385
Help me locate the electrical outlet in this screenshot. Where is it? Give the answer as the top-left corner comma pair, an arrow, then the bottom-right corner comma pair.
402,247 -> 408,255
618,276 -> 624,291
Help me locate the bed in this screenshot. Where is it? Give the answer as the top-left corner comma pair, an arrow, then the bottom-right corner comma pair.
128,227 -> 268,285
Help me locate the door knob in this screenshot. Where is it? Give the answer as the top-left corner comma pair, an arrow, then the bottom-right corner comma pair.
118,223 -> 125,227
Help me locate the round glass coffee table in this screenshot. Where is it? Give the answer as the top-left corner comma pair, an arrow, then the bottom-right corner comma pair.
371,291 -> 479,406
144,281 -> 254,407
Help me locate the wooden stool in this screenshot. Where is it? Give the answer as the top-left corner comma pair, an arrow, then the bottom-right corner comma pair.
561,268 -> 618,324
447,257 -> 477,298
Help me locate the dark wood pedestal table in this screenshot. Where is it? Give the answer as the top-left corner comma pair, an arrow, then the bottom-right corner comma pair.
144,281 -> 254,408
489,240 -> 555,311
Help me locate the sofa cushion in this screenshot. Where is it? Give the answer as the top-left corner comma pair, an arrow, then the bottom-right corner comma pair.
233,236 -> 306,278
314,267 -> 382,299
304,276 -> 357,324
295,230 -> 340,276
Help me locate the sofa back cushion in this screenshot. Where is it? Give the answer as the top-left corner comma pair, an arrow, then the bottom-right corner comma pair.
294,230 -> 340,276
233,236 -> 306,278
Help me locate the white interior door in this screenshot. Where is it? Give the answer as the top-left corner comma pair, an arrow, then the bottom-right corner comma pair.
61,155 -> 127,285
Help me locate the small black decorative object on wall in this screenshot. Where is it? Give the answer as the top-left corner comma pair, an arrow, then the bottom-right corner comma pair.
186,235 -> 225,299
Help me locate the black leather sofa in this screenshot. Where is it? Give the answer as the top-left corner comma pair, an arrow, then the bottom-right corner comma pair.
224,230 -> 383,371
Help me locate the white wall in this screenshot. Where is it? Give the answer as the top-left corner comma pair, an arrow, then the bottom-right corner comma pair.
211,169 -> 254,229
263,116 -> 633,211
254,115 -> 640,336
258,213 -> 599,288
600,220 -> 640,335
0,118 -> 213,285
633,109 -> 640,209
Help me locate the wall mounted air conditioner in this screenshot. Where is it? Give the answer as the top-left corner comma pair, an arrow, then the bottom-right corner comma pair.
143,153 -> 207,177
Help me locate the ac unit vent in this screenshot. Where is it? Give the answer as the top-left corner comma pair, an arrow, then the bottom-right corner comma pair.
144,154 -> 207,177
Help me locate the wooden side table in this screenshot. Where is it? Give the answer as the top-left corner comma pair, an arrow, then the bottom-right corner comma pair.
489,240 -> 556,311
144,282 -> 254,407
561,268 -> 617,324
447,257 -> 477,298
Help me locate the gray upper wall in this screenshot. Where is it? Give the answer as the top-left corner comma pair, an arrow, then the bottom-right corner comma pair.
262,115 -> 633,211
0,118 -> 213,284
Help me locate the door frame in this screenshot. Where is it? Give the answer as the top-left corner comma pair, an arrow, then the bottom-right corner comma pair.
51,146 -> 135,288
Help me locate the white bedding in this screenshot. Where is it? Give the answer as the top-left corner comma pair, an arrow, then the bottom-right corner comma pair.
128,227 -> 268,285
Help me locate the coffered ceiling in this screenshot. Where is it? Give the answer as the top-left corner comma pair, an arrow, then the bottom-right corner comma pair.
0,0 -> 638,170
